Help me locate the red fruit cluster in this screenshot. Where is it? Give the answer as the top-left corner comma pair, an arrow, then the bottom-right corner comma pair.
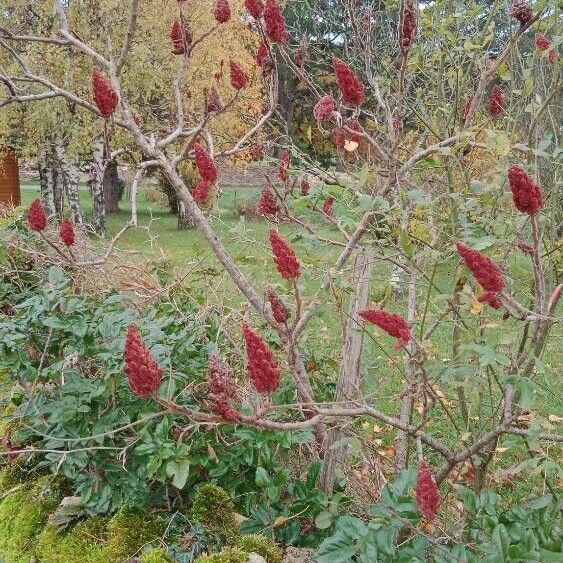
415,462 -> 440,521
313,94 -> 336,121
251,143 -> 265,160
508,166 -> 543,216
322,197 -> 334,217
242,324 -> 280,393
256,41 -> 269,67
207,354 -> 239,422
456,244 -> 505,293
193,142 -> 218,184
92,69 -> 118,119
266,288 -> 290,324
548,48 -> 557,63
192,180 -> 212,203
269,229 -> 300,280
300,178 -> 310,196
399,0 -> 417,51
245,0 -> 264,18
488,85 -> 504,117
124,325 -> 163,399
214,0 -> 231,23
479,291 -> 502,310
170,19 -> 192,55
59,219 -> 75,247
509,0 -> 532,26
535,34 -> 551,51
28,199 -> 47,232
257,188 -> 279,216
359,309 -> 411,349
205,86 -> 224,113
230,61 -> 249,90
333,58 -> 365,106
132,112 -> 141,127
264,0 -> 288,44
278,149 -> 290,182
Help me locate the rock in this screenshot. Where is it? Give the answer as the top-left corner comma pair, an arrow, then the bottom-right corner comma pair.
248,554 -> 267,563
283,547 -> 316,563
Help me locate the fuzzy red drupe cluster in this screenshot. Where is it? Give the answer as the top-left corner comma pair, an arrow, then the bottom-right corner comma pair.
214,0 -> 231,24
399,0 -> 417,51
251,143 -> 264,160
479,292 -> 502,310
300,179 -> 310,196
256,42 -> 269,67
207,354 -> 239,421
92,69 -> 118,119
535,34 -> 551,51
508,166 -> 543,216
123,325 -> 163,399
205,86 -> 224,113
192,180 -> 212,203
263,0 -> 288,44
59,219 -> 75,247
27,199 -> 47,232
170,20 -> 192,55
242,324 -> 280,393
266,288 -> 290,324
333,58 -> 365,106
230,61 -> 249,90
461,95 -> 474,121
359,309 -> 411,349
415,462 -> 440,521
245,0 -> 264,19
509,0 -> 533,26
257,188 -> 279,216
193,142 -> 218,184
488,85 -> 504,117
313,94 -> 336,122
457,244 -> 505,294
269,229 -> 300,280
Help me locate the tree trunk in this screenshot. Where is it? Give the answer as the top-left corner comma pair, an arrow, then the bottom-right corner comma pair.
319,249 -> 374,494
178,200 -> 196,229
54,137 -> 84,226
164,182 -> 180,214
89,138 -> 106,235
38,147 -> 63,219
103,159 -> 120,214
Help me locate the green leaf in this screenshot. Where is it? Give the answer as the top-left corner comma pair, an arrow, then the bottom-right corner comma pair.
255,466 -> 270,488
315,510 -> 333,530
166,459 -> 190,489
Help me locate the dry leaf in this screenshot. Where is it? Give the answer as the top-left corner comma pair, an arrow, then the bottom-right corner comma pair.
207,443 -> 219,463
470,298 -> 484,315
344,140 -> 359,152
272,516 -> 289,528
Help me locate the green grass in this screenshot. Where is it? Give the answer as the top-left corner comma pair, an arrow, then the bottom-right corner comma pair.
19,185 -> 561,503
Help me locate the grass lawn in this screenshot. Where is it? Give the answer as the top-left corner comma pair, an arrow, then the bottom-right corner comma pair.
19,184 -> 561,503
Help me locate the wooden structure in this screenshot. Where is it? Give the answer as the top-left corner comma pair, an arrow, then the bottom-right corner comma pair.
0,150 -> 21,207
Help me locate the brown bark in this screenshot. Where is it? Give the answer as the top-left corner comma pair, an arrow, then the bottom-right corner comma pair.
103,159 -> 120,214
319,248 -> 374,494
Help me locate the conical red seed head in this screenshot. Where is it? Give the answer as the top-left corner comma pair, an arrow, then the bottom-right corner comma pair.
193,142 -> 218,184
263,0 -> 288,44
242,324 -> 280,393
28,199 -> 47,232
124,324 -> 163,399
257,188 -> 279,216
230,61 -> 249,90
488,86 -> 504,117
333,57 -> 365,106
92,69 -> 118,119
269,229 -> 300,280
456,243 -> 505,293
266,288 -> 290,324
245,0 -> 264,18
214,0 -> 231,23
358,309 -> 411,349
507,166 -> 543,216
415,462 -> 439,521
313,95 -> 336,121
59,219 -> 75,247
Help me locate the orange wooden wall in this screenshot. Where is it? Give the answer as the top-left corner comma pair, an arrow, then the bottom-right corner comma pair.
0,150 -> 21,207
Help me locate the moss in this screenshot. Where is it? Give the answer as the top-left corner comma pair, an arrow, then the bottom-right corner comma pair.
0,476 -> 64,563
191,484 -> 238,544
235,534 -> 283,563
139,547 -> 174,563
196,547 -> 249,563
102,507 -> 167,561
35,517 -> 109,563
0,457 -> 39,494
